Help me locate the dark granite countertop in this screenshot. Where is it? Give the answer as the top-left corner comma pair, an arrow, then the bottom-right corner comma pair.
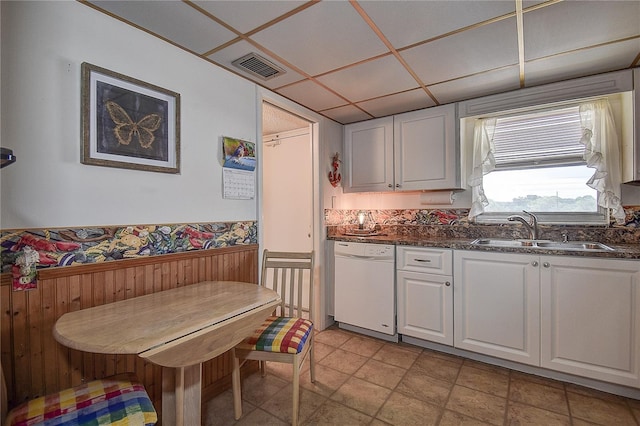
327,234 -> 640,260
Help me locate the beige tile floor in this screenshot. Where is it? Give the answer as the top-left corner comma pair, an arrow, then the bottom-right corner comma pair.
204,326 -> 640,425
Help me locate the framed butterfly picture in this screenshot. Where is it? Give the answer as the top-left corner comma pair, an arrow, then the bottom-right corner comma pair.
81,62 -> 180,173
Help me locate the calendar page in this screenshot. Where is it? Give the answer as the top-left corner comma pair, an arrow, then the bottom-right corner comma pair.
221,136 -> 256,200
223,168 -> 255,199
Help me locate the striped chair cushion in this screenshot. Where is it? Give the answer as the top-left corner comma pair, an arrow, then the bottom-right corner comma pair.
6,373 -> 157,426
238,316 -> 313,354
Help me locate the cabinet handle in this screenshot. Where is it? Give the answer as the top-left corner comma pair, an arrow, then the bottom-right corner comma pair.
415,259 -> 431,263
396,184 -> 401,188
445,281 -> 451,287
543,262 -> 550,268
388,184 -> 393,188
531,261 -> 538,267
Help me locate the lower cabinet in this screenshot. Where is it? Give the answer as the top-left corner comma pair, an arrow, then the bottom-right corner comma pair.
397,246 -> 453,345
540,255 -> 640,387
454,250 -> 640,387
453,250 -> 540,366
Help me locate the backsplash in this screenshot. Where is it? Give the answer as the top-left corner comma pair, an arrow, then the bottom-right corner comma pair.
325,207 -> 640,244
0,221 -> 257,274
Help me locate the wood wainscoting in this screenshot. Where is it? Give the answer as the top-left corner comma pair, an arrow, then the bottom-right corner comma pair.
1,244 -> 259,422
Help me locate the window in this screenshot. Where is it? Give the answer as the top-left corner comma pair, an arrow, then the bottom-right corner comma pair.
467,98 -> 625,225
483,106 -> 599,220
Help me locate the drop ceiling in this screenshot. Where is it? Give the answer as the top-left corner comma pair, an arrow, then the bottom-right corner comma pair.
84,0 -> 640,125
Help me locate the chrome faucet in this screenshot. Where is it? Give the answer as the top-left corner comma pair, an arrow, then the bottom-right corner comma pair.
507,210 -> 539,240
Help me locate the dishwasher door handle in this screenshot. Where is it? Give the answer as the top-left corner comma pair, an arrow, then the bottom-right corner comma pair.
336,254 -> 378,260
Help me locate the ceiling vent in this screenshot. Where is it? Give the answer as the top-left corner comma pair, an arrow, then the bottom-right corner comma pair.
232,52 -> 286,81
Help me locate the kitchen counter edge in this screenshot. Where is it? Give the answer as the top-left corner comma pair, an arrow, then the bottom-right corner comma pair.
327,235 -> 640,260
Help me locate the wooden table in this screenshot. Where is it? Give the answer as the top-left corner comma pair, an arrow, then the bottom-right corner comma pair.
53,281 -> 280,426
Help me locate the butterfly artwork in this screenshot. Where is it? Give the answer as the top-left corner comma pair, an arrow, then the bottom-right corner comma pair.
105,100 -> 162,149
82,62 -> 180,173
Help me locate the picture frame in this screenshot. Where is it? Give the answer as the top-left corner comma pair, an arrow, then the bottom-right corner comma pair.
81,62 -> 180,173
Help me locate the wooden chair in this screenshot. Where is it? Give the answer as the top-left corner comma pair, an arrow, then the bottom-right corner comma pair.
231,250 -> 315,426
2,363 -> 157,425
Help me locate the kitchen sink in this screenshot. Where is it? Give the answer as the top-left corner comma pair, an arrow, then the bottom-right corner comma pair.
471,238 -> 550,248
535,241 -> 615,251
470,238 -> 616,252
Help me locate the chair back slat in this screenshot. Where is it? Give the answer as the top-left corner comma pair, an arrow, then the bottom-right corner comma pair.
260,250 -> 314,320
296,268 -> 303,318
287,267 -> 294,317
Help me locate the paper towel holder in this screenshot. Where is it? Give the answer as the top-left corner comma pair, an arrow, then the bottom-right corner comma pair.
420,190 -> 456,205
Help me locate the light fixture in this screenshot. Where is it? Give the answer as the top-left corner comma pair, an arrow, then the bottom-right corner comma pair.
357,210 -> 367,229
0,147 -> 16,168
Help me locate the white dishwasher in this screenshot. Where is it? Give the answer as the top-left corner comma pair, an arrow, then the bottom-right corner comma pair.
334,241 -> 396,339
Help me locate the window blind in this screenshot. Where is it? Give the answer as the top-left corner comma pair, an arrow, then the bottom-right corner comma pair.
492,106 -> 584,169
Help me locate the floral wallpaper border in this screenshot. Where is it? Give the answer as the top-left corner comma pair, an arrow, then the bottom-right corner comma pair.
0,221 -> 257,274
325,206 -> 640,228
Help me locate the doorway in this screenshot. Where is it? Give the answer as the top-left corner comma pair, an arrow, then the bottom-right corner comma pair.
261,102 -> 314,251
261,102 -> 314,309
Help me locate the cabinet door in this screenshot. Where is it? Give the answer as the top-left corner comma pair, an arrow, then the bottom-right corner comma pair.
397,270 -> 453,345
540,256 -> 640,387
344,117 -> 394,192
454,251 -> 540,365
393,104 -> 459,191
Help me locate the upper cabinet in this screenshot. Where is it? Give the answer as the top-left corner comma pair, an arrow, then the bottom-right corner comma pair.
394,104 -> 459,191
343,104 -> 460,193
343,116 -> 394,192
623,68 -> 640,183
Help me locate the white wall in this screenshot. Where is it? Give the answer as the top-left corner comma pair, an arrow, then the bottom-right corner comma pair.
0,1 -> 258,228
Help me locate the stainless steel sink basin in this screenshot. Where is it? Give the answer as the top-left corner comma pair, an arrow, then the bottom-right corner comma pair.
471,238 -> 551,248
470,238 -> 615,252
535,241 -> 615,251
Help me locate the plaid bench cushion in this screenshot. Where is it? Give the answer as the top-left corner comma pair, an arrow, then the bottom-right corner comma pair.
238,316 -> 313,354
6,373 -> 157,426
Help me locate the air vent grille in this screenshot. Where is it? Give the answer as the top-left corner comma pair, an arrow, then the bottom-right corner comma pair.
232,53 -> 286,81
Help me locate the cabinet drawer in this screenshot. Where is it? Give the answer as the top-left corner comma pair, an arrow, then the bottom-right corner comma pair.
396,246 -> 452,275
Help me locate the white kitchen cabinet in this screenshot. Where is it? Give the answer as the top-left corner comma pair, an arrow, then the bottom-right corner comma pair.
453,250 -> 540,366
343,104 -> 459,193
343,116 -> 394,192
397,246 -> 453,345
540,255 -> 640,387
394,104 -> 459,190
622,67 -> 640,183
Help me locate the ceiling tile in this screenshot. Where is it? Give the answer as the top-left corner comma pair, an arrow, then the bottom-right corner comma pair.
276,80 -> 346,112
524,39 -> 640,87
250,1 -> 388,76
428,65 -> 520,104
89,1 -> 236,54
207,40 -> 305,89
524,1 -> 640,61
359,0 -> 515,48
356,89 -> 436,118
317,55 -> 418,102
192,1 -> 307,34
522,0 -> 550,7
320,105 -> 373,124
402,17 -> 519,86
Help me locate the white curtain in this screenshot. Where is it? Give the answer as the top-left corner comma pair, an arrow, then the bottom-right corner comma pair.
468,117 -> 497,220
579,99 -> 625,224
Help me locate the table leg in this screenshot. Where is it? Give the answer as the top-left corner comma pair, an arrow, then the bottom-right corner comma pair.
162,364 -> 203,426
